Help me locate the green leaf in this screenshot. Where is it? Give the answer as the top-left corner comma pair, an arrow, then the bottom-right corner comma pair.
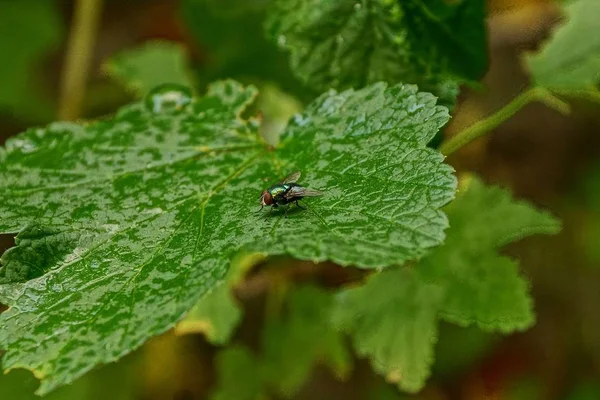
526,0 -> 600,90
211,346 -> 265,400
174,252 -> 266,344
104,40 -> 195,97
334,268 -> 444,393
262,286 -> 351,396
417,177 -> 561,332
0,0 -> 63,121
266,0 -> 488,106
0,80 -> 455,394
174,284 -> 241,345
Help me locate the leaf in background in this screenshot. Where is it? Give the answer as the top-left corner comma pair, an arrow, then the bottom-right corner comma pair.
266,0 -> 488,107
0,354 -> 140,400
175,252 -> 266,344
0,80 -> 454,394
211,285 -> 350,399
174,284 -> 241,345
104,41 -> 195,97
180,0 -> 309,100
261,286 -> 351,396
417,177 -> 561,332
0,1 -> 63,122
211,346 -> 265,400
526,0 -> 600,90
333,269 -> 444,393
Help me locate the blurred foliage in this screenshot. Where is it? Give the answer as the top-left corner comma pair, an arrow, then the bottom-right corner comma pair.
0,0 -> 600,399
175,253 -> 266,344
580,164 -> 600,264
432,323 -> 498,377
211,346 -> 265,400
212,286 -> 350,399
180,0 -> 311,101
418,177 -> 560,332
0,354 -> 140,400
104,40 -> 195,96
0,1 -> 63,122
526,0 -> 600,90
334,269 -> 443,393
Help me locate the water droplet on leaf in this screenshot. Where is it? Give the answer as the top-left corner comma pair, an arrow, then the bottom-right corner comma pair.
51,283 -> 63,292
145,84 -> 192,114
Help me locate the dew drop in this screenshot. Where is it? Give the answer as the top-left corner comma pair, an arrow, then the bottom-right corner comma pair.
90,261 -> 99,269
144,84 -> 193,114
51,283 -> 63,292
408,103 -> 424,113
277,35 -> 287,46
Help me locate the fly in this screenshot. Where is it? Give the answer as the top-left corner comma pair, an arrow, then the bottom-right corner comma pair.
258,171 -> 323,217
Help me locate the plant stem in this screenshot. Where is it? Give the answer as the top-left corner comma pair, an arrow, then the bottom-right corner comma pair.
58,0 -> 104,121
439,87 -> 571,156
552,88 -> 600,105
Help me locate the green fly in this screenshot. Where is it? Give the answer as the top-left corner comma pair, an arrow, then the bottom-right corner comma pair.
258,171 -> 323,217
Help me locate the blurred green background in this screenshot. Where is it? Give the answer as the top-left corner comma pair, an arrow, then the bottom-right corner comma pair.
1,0 -> 600,399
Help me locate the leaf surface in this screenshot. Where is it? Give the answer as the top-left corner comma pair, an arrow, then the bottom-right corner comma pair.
0,80 -> 455,393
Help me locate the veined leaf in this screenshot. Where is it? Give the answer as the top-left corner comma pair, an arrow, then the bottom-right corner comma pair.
332,177 -> 560,394
526,0 -> 600,90
104,40 -> 195,96
418,177 -> 561,332
0,80 -> 455,394
333,269 -> 444,393
266,0 -> 488,106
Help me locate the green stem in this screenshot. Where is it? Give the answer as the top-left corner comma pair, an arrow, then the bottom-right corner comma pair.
552,88 -> 600,105
439,87 -> 571,156
58,0 -> 104,121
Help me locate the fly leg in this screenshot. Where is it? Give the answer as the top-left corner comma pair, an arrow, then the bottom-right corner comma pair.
284,204 -> 293,218
295,200 -> 306,210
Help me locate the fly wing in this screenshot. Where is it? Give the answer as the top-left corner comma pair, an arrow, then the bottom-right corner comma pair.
281,171 -> 301,184
284,186 -> 324,200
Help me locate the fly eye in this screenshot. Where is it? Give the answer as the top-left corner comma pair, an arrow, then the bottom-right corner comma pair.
261,192 -> 272,205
